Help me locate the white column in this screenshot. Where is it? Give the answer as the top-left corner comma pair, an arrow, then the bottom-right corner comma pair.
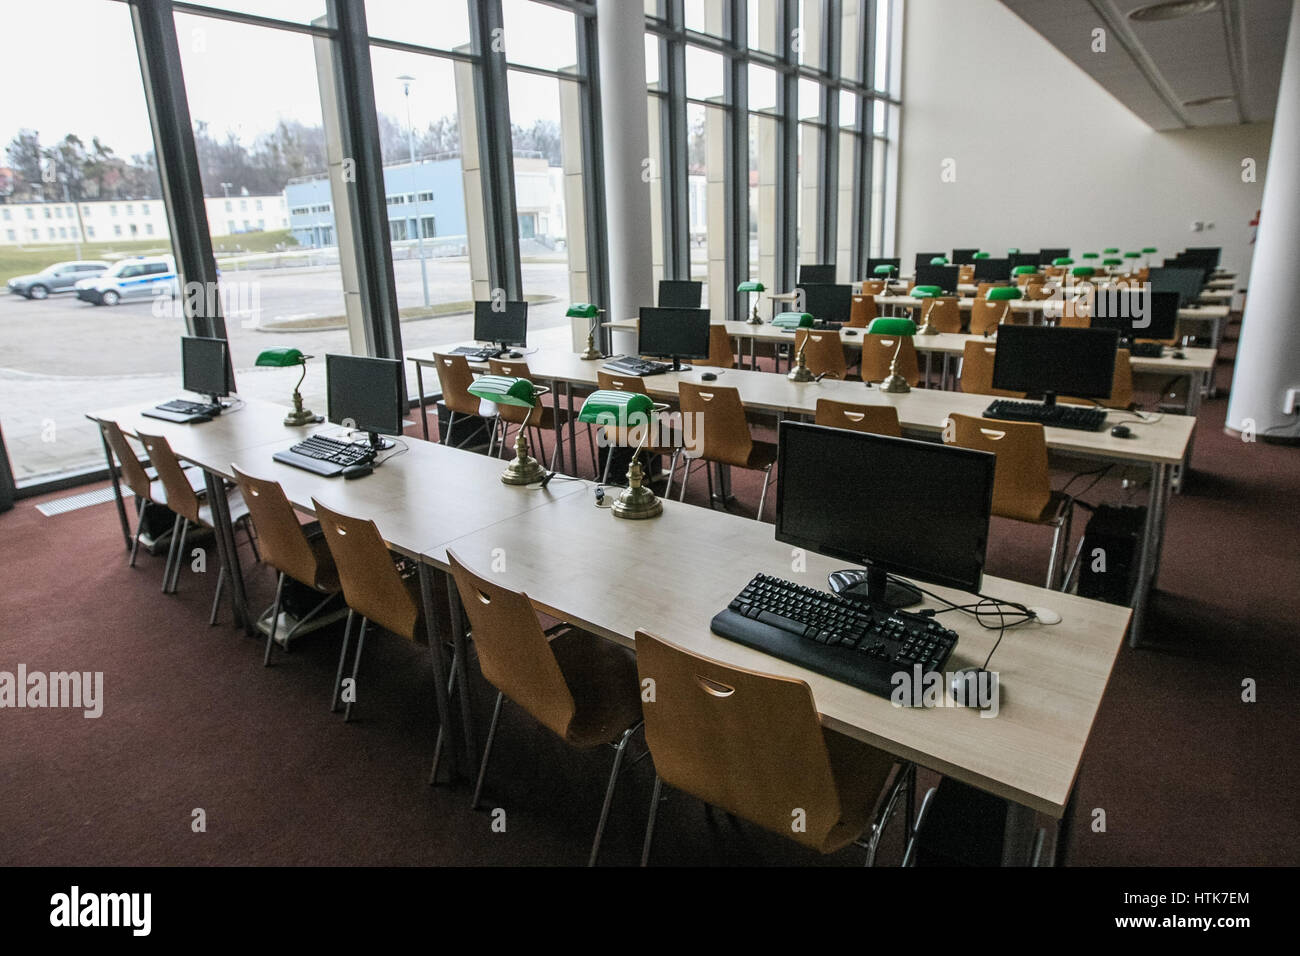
597,0 -> 654,356
1226,0 -> 1300,439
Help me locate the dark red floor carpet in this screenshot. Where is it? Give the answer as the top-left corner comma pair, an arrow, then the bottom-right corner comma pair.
1,321 -> 1296,866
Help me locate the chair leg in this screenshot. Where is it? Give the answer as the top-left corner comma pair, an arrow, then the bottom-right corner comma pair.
678,460 -> 693,502
863,763 -> 910,867
167,518 -> 189,594
343,617 -> 369,723
705,461 -> 716,509
663,449 -> 681,500
129,499 -> 147,567
590,722 -> 641,867
244,518 -> 260,564
444,411 -> 456,446
263,571 -> 286,666
1046,519 -> 1065,590
161,513 -> 182,590
548,428 -> 561,473
330,609 -> 356,713
601,442 -> 615,484
756,464 -> 773,522
208,565 -> 226,626
470,690 -> 506,810
587,424 -> 599,478
641,774 -> 665,867
428,645 -> 460,786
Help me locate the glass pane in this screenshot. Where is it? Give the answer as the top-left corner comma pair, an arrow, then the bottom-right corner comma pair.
799,78 -> 821,121
175,10 -> 351,418
871,136 -> 886,258
646,0 -> 664,19
840,90 -> 858,128
748,63 -> 777,112
873,98 -> 886,136
798,0 -> 824,70
748,113 -> 779,297
797,123 -> 821,264
748,0 -> 781,55
0,0 -> 177,483
180,1 -> 326,25
366,0 -> 470,52
841,0 -> 863,83
645,34 -> 661,89
501,0 -> 578,72
687,103 -> 729,315
684,0 -> 728,37
685,45 -> 725,102
874,0 -> 891,92
836,130 -> 858,282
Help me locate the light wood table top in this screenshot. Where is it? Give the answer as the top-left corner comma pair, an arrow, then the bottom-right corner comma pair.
430,490 -> 1131,817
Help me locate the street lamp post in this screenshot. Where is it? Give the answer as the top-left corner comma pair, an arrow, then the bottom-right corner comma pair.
399,74 -> 430,309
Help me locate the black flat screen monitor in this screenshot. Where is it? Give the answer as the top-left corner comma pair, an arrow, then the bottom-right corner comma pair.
973,257 -> 1012,282
800,283 -> 854,325
473,300 -> 528,348
991,325 -> 1118,404
951,248 -> 980,265
1148,267 -> 1205,308
638,307 -> 711,371
1038,248 -> 1070,265
1185,247 -> 1221,269
798,263 -> 836,285
326,353 -> 404,448
658,279 -> 703,308
181,336 -> 232,400
866,257 -> 900,277
913,264 -> 960,293
1091,289 -> 1180,343
1010,252 -> 1040,271
914,252 -> 946,273
776,422 -> 995,604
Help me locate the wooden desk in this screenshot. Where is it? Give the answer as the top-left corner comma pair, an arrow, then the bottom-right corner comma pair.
429,490 -> 1131,852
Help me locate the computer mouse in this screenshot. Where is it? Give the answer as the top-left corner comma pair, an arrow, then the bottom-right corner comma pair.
700,372 -> 718,381
1110,425 -> 1132,439
508,351 -> 523,359
1171,350 -> 1185,360
341,463 -> 373,480
949,667 -> 999,711
844,329 -> 859,337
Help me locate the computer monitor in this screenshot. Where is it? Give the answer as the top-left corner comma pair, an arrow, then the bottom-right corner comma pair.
776,421 -> 995,608
799,283 -> 853,325
1185,247 -> 1221,269
991,325 -> 1118,405
913,264 -> 960,293
1148,267 -> 1205,308
325,353 -> 404,450
1038,248 -> 1070,265
181,336 -> 232,402
973,257 -> 1012,282
1091,289 -> 1180,344
951,248 -> 980,265
473,300 -> 528,349
866,257 -> 900,277
1010,252 -> 1040,271
798,263 -> 836,285
638,307 -> 711,371
658,279 -> 703,309
914,252 -> 945,273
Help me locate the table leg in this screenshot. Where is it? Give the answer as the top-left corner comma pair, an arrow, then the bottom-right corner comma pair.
1002,801 -> 1039,866
415,360 -> 429,441
446,571 -> 478,773
750,336 -> 756,370
417,561 -> 457,783
101,430 -> 132,551
203,469 -> 250,633
1128,461 -> 1168,648
566,381 -> 578,476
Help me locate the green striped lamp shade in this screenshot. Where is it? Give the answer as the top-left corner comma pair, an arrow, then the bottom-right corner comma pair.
1103,258 -> 1123,267
867,317 -> 917,336
1012,265 -> 1038,275
1124,251 -> 1142,259
911,284 -> 943,298
1052,257 -> 1074,266
737,280 -> 765,293
1142,247 -> 1157,254
1103,247 -> 1119,254
872,264 -> 897,276
929,256 -> 949,265
1082,252 -> 1099,260
466,375 -> 538,408
565,302 -> 598,319
986,286 -> 1022,301
973,252 -> 991,259
1007,248 -> 1020,255
577,389 -> 655,425
1072,266 -> 1096,278
773,311 -> 814,329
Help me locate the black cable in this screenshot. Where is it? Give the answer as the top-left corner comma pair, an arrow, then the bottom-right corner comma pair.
373,438 -> 408,466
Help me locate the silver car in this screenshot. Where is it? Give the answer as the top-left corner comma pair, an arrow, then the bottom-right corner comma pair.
6,260 -> 111,299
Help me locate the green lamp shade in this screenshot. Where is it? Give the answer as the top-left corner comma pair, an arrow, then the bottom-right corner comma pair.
1103,247 -> 1119,254
566,303 -> 599,319
1052,257 -> 1074,266
867,317 -> 917,336
1142,247 -> 1157,254
1124,251 -> 1142,259
973,252 -> 990,260
466,375 -> 538,408
1012,265 -> 1038,275
986,286 -> 1022,301
929,256 -> 949,265
872,264 -> 897,276
1007,248 -> 1020,255
737,280 -> 765,293
255,347 -> 308,367
1072,266 -> 1096,277
1103,258 -> 1122,267
911,284 -> 942,298
1082,252 -> 1099,259
773,311 -> 814,329
577,390 -> 655,426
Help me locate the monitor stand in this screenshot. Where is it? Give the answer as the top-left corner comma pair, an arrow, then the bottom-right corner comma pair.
828,564 -> 921,609
366,432 -> 395,452
670,356 -> 692,372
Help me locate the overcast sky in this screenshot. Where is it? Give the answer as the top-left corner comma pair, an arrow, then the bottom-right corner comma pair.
1,0 -> 577,164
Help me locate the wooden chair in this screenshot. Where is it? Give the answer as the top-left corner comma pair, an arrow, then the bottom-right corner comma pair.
958,264 -> 975,286
487,358 -> 562,469
312,498 -> 437,724
676,382 -> 777,521
447,551 -> 642,867
1062,349 -> 1133,410
232,466 -> 340,666
968,296 -> 1022,336
916,295 -> 962,334
1022,282 -> 1058,301
814,399 -> 902,437
697,325 -> 736,368
793,328 -> 849,380
593,370 -> 684,490
432,352 -> 494,448
944,413 -> 1075,589
957,341 -> 1024,398
858,332 -> 920,386
848,294 -> 878,328
137,432 -> 254,621
859,280 -> 886,295
634,629 -> 909,865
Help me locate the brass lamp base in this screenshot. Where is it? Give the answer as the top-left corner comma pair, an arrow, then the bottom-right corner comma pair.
579,330 -> 603,361
746,303 -> 763,325
501,432 -> 547,485
787,363 -> 815,383
611,457 -> 662,519
916,322 -> 938,336
283,391 -> 318,426
879,371 -> 911,394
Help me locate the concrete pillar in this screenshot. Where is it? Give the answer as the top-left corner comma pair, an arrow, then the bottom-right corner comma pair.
454,46 -> 492,303
1226,0 -> 1300,440
598,0 -> 654,356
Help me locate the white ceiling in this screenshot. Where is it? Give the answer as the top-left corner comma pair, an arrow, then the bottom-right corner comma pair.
999,0 -> 1293,129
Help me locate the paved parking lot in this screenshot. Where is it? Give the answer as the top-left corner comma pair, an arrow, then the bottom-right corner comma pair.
1,257 -> 573,482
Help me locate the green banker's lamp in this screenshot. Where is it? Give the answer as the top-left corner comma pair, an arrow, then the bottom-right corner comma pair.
911,284 -> 943,336
1103,247 -> 1119,255
1082,252 -> 1099,261
986,285 -> 1022,327
772,310 -> 814,330
1142,246 -> 1157,267
1007,248 -> 1020,255
1012,265 -> 1038,277
738,280 -> 766,324
577,390 -> 666,519
1072,266 -> 1096,281
972,252 -> 990,260
867,316 -> 916,393
1125,251 -> 1143,271
929,256 -> 949,265
1052,257 -> 1074,267
466,375 -> 550,485
568,303 -> 603,361
873,264 -> 897,278
255,347 -> 320,426
1103,258 -> 1123,268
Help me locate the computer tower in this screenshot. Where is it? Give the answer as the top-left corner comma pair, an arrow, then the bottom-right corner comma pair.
1077,504 -> 1146,605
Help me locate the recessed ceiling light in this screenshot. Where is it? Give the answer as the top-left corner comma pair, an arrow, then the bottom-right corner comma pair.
1128,0 -> 1219,22
1184,94 -> 1234,106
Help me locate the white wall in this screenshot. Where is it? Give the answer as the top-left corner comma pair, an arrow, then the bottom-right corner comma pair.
897,0 -> 1273,278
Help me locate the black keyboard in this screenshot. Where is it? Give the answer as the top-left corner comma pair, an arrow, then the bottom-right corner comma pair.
142,398 -> 221,423
710,573 -> 959,699
602,357 -> 673,376
272,435 -> 374,477
1127,342 -> 1165,359
451,345 -> 506,361
983,399 -> 1108,432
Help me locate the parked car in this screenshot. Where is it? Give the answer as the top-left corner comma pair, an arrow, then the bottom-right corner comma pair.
74,256 -> 178,306
6,261 -> 111,299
